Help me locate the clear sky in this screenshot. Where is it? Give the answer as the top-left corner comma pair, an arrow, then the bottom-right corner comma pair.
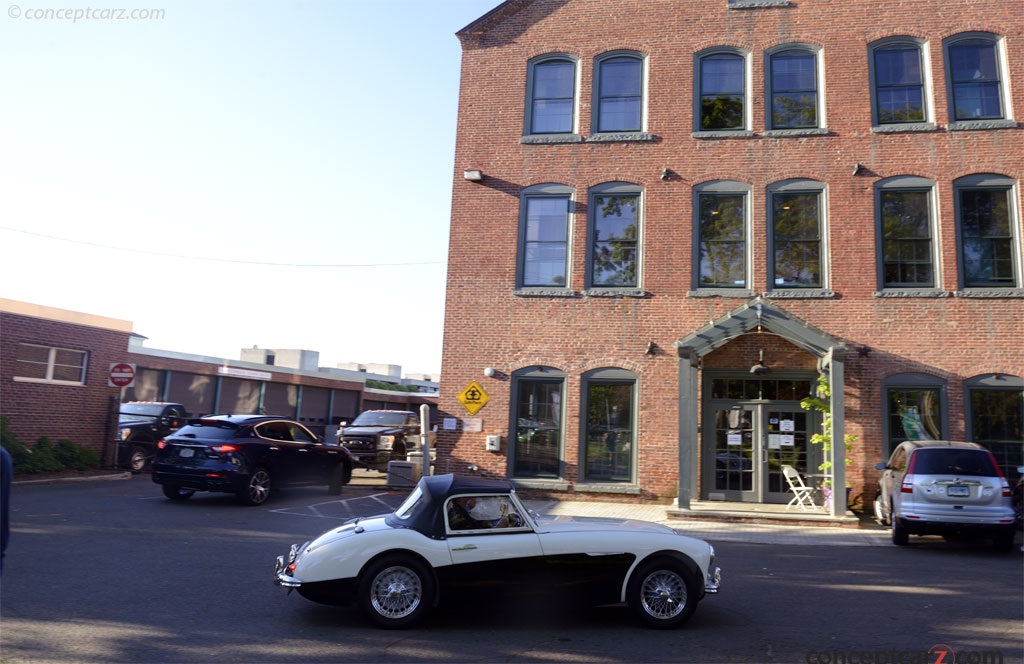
1,0 -> 500,376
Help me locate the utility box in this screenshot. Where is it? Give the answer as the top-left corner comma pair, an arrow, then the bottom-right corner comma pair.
485,435 -> 501,452
386,460 -> 421,488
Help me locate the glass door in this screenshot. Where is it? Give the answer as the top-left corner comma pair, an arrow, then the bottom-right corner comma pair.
704,384 -> 819,503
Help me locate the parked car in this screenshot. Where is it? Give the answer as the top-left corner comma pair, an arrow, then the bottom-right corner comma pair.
873,440 -> 1016,550
152,415 -> 353,506
274,473 -> 721,629
117,402 -> 187,472
336,410 -> 424,472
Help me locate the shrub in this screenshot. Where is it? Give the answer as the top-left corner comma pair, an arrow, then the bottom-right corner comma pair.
0,418 -> 101,474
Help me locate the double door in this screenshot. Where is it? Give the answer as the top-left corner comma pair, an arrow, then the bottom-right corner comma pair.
705,402 -> 819,504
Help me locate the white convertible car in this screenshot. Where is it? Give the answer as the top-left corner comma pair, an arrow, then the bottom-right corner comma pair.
274,474 -> 721,629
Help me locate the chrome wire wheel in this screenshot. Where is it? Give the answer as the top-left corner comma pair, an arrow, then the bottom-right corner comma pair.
639,569 -> 688,621
369,565 -> 422,620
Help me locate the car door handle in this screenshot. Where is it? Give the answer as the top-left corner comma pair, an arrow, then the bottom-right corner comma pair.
451,545 -> 477,551
298,449 -> 309,452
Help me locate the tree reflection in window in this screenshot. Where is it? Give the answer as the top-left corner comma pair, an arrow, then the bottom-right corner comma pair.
773,191 -> 821,288
591,194 -> 638,287
771,50 -> 817,129
699,192 -> 746,287
584,381 -> 633,482
881,190 -> 933,287
700,53 -> 744,130
960,188 -> 1014,287
513,379 -> 562,478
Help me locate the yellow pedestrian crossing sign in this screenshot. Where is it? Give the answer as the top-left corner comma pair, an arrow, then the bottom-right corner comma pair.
457,380 -> 489,415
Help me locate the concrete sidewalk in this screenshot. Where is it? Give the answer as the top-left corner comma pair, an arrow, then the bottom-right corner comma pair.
523,498 -> 893,547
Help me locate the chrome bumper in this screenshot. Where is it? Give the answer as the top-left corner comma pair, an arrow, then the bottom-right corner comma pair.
705,566 -> 722,594
273,544 -> 304,588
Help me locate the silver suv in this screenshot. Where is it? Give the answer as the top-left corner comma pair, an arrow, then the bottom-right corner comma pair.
874,441 -> 1016,551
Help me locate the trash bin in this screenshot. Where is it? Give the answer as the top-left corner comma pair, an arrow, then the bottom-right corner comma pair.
386,460 -> 421,488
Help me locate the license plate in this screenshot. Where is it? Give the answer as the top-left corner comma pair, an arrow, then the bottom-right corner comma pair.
178,448 -> 194,458
947,485 -> 969,497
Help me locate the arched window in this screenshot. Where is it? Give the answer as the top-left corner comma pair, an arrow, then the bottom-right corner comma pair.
581,368 -> 637,484
588,182 -> 642,289
525,54 -> 578,135
594,51 -> 645,133
767,46 -> 821,130
697,49 -> 748,131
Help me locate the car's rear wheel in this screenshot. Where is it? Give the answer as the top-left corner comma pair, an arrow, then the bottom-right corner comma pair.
891,515 -> 909,546
128,447 -> 147,473
238,468 -> 272,506
627,557 -> 699,629
162,484 -> 194,501
358,555 -> 434,629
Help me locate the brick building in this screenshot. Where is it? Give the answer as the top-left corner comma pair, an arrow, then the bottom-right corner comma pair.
437,0 -> 1024,514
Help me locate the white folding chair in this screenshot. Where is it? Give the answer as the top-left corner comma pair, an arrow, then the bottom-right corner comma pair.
782,465 -> 817,511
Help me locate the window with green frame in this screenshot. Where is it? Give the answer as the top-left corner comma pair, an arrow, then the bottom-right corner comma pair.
590,183 -> 640,288
967,376 -> 1023,481
512,374 -> 563,479
582,370 -> 636,482
885,376 -> 946,454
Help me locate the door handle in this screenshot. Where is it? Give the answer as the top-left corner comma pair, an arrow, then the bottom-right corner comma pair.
451,545 -> 477,551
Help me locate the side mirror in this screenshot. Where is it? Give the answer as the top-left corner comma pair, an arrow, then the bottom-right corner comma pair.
874,462 -> 888,471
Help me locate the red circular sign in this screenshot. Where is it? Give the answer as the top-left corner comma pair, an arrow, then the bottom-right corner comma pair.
109,363 -> 136,387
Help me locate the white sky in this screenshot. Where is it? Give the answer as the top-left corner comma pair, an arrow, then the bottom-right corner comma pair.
1,0 -> 499,376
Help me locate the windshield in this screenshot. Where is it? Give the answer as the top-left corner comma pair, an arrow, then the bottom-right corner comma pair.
171,422 -> 238,441
120,403 -> 165,418
351,412 -> 409,427
393,487 -> 426,520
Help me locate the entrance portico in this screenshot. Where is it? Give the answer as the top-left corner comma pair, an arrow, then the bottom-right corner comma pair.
674,298 -> 849,517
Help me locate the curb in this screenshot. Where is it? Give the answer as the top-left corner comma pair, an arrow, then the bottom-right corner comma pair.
12,472 -> 132,486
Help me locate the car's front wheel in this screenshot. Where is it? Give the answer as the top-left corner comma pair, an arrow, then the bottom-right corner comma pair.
162,484 -> 194,501
238,468 -> 272,506
357,555 -> 435,629
628,557 -> 699,629
128,446 -> 148,473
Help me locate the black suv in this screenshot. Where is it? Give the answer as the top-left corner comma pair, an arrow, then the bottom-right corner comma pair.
152,415 -> 353,506
117,402 -> 187,472
336,410 -> 421,472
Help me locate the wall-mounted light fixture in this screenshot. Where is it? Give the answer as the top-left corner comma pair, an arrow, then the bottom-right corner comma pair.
483,367 -> 495,377
464,169 -> 483,182
852,163 -> 864,176
645,341 -> 657,356
750,349 -> 771,375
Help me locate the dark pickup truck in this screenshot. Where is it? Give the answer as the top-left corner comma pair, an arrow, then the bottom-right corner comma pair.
117,402 -> 188,472
336,410 -> 424,472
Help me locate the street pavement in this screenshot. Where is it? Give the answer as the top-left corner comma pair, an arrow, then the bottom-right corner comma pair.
9,469 -> 926,548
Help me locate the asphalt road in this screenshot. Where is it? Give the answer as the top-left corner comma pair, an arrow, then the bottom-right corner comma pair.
1,475 -> 1021,664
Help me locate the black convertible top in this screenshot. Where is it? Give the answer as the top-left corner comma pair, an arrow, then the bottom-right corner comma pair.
384,473 -> 514,539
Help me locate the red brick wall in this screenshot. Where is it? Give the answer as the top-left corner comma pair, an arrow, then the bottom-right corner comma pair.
1,312 -> 129,455
441,0 -> 1024,502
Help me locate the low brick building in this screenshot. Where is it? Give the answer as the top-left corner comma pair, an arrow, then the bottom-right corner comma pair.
1,299 -> 436,466
437,0 -> 1024,513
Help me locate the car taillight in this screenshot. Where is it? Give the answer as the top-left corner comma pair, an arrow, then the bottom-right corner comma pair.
986,452 -> 1012,497
209,444 -> 239,454
157,440 -> 167,449
901,452 -> 918,493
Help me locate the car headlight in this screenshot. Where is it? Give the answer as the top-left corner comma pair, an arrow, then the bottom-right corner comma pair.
120,428 -> 132,440
379,435 -> 395,450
